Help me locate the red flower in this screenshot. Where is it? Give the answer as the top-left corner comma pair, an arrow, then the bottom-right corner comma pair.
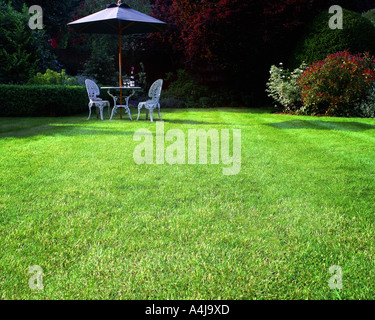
49,38 -> 58,49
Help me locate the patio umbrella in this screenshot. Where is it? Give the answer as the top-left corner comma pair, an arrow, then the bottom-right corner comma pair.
67,1 -> 166,117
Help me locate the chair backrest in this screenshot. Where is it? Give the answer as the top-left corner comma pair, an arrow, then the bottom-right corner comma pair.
148,79 -> 163,102
85,79 -> 100,100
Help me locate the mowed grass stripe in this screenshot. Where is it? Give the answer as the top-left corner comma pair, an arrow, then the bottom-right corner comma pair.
0,109 -> 374,299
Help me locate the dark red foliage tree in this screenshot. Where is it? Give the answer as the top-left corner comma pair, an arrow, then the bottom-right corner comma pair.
150,0 -> 265,89
150,0 -> 375,93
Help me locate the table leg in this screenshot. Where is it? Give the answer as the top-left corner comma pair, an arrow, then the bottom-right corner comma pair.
124,95 -> 132,120
120,89 -> 123,120
107,89 -> 135,121
124,90 -> 136,121
107,90 -> 117,121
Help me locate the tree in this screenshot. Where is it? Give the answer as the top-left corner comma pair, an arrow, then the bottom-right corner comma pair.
23,0 -> 82,38
150,0 -> 268,90
0,1 -> 55,84
150,0 -> 375,92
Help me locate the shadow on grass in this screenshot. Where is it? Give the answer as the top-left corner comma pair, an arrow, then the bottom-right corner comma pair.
0,115 -> 224,139
267,120 -> 375,132
163,119 -> 224,125
161,107 -> 270,114
0,122 -> 134,139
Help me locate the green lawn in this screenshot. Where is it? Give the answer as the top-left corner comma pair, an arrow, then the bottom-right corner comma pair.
0,108 -> 374,300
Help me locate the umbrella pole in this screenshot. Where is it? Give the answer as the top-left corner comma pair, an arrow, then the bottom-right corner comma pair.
119,26 -> 123,119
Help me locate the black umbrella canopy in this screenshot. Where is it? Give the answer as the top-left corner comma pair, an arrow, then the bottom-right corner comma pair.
68,1 -> 166,119
67,2 -> 167,35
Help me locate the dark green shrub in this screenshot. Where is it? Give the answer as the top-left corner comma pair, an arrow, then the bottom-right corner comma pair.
362,9 -> 375,26
354,84 -> 375,118
290,9 -> 375,68
198,97 -> 211,108
82,37 -> 118,86
0,85 -> 88,117
162,69 -> 251,108
159,96 -> 186,109
164,69 -> 211,107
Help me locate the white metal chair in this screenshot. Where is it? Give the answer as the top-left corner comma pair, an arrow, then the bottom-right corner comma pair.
85,79 -> 111,120
137,79 -> 163,122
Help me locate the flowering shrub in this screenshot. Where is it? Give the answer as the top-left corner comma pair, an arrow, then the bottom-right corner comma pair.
297,51 -> 375,116
266,62 -> 307,112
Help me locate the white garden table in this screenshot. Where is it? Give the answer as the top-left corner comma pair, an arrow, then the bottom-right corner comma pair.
101,86 -> 142,120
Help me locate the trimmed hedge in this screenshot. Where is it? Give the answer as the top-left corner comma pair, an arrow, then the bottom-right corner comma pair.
0,85 -> 88,117
289,9 -> 375,68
